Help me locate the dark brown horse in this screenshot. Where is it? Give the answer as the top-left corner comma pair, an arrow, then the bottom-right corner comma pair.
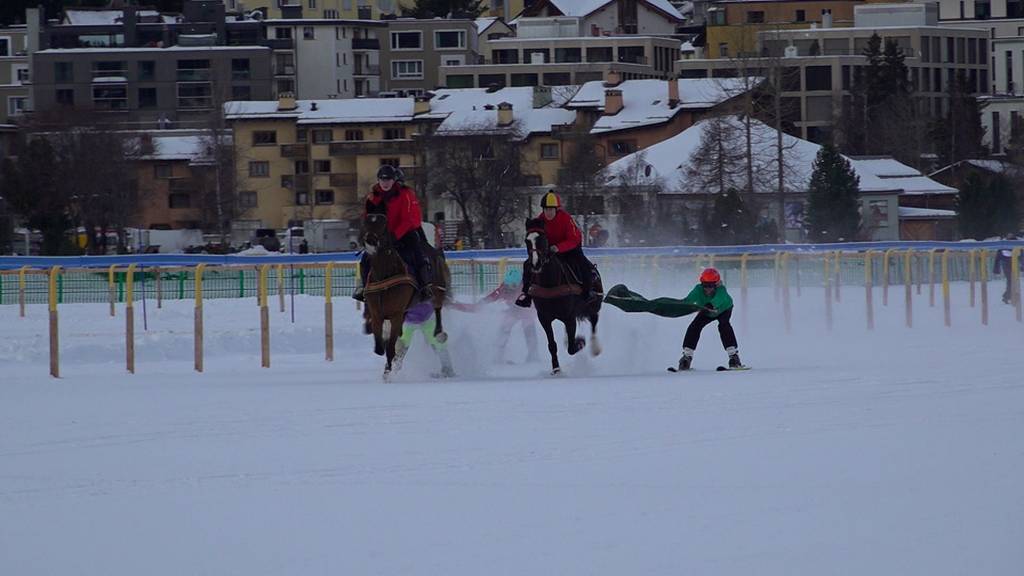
524,218 -> 602,375
361,214 -> 450,379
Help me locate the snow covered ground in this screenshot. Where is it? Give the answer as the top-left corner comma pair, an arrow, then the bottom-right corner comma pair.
1,273 -> 1023,575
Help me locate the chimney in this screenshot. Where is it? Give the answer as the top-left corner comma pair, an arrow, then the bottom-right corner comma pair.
668,78 -> 679,107
604,69 -> 622,87
604,89 -> 623,115
497,102 -> 514,126
278,93 -> 298,111
414,95 -> 431,115
821,8 -> 832,28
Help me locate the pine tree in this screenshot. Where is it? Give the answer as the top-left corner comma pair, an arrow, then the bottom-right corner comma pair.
957,173 -> 1019,239
702,188 -> 757,245
805,144 -> 861,242
405,0 -> 486,18
0,138 -> 76,255
930,71 -> 987,167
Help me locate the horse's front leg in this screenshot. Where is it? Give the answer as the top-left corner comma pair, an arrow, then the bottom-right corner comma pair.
539,311 -> 560,374
589,308 -> 601,357
383,315 -> 402,380
433,306 -> 447,343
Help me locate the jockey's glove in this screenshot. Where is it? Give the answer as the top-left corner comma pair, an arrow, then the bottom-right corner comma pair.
549,245 -> 559,254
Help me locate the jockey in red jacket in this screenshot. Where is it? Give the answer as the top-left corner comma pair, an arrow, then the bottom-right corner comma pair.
516,190 -> 599,307
354,164 -> 432,301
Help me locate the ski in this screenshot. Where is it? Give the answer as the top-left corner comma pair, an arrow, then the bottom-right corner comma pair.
716,365 -> 751,371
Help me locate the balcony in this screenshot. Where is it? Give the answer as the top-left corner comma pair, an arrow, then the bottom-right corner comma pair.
329,139 -> 416,156
354,63 -> 381,76
281,174 -> 310,192
352,38 -> 380,51
168,178 -> 195,193
280,143 -> 308,158
330,173 -> 358,187
263,38 -> 294,50
177,69 -> 212,82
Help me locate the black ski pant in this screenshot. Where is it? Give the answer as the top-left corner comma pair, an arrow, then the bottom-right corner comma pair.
521,247 -> 595,296
683,307 -> 738,351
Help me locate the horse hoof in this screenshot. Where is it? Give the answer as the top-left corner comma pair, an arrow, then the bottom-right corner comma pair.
551,367 -> 561,376
383,369 -> 391,382
590,337 -> 602,357
570,337 -> 585,355
434,331 -> 448,343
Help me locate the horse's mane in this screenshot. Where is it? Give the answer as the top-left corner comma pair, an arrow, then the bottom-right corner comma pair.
525,217 -> 546,234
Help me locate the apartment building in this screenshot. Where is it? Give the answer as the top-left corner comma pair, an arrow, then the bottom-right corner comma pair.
676,3 -> 990,143
260,0 -> 408,20
934,0 -> 1024,38
0,24 -> 31,126
379,19 -> 479,95
441,33 -> 681,88
263,19 -> 385,98
704,0 -> 862,59
521,0 -> 684,36
135,130 -> 221,230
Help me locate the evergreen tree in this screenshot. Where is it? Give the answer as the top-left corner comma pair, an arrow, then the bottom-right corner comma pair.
702,188 -> 757,245
0,139 -> 76,255
805,144 -> 861,242
957,173 -> 1019,239
930,71 -> 987,167
404,0 -> 486,18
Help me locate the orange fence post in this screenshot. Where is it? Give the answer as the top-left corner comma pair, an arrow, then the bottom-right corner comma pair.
968,249 -> 976,308
18,265 -> 28,318
259,264 -> 270,368
194,264 -> 206,373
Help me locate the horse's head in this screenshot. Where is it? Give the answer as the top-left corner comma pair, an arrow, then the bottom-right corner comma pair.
362,213 -> 390,255
524,217 -> 550,274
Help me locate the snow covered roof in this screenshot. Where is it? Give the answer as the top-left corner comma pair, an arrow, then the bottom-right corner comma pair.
541,0 -> 684,21
567,78 -> 755,134
135,131 -> 231,164
224,98 -> 419,124
603,116 -> 954,197
431,87 -> 575,137
63,9 -> 178,26
929,158 -> 1024,179
475,17 -> 500,34
898,206 -> 957,219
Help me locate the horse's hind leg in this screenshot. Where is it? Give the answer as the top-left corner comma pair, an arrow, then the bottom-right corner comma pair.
540,316 -> 560,374
566,317 -> 585,355
433,306 -> 447,343
589,311 -> 601,357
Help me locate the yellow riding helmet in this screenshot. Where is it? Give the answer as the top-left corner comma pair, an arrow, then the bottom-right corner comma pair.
540,191 -> 562,209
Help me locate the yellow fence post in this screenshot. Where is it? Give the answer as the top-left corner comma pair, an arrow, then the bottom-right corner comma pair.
942,250 -> 951,328
497,257 -> 508,288
18,265 -> 28,318
1013,247 -> 1022,322
194,264 -> 206,373
773,252 -> 781,303
49,266 -> 61,378
824,253 -> 833,331
916,252 -> 923,295
324,262 -> 334,362
968,249 -> 977,308
928,248 -> 937,307
833,250 -> 842,303
125,264 -> 137,374
259,264 -> 270,368
980,249 -> 989,326
794,253 -> 801,298
782,252 -> 792,333
740,253 -> 749,333
904,249 -> 913,328
865,250 -> 874,331
108,264 -> 118,317
882,248 -> 894,306
354,259 -> 363,311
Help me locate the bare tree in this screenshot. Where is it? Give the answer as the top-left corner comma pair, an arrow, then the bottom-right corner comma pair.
684,115 -> 746,197
606,151 -> 671,244
420,121 -> 529,248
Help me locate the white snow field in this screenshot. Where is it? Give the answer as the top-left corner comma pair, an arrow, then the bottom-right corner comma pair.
2,273 -> 1023,575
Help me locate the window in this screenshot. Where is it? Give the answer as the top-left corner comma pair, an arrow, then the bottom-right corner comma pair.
992,111 -> 1001,153
275,27 -> 292,40
297,129 -> 308,143
92,84 -> 127,111
249,161 -> 270,177
238,191 -> 258,209
277,78 -> 296,94
312,129 -> 332,143
232,58 -> 251,81
391,31 -> 422,50
92,60 -> 126,79
295,160 -> 309,174
138,60 -> 155,81
155,164 -> 173,179
303,27 -> 315,40
0,38 -> 8,57
176,59 -> 210,81
15,67 -> 29,83
443,55 -> 465,66
231,85 -> 252,101
380,157 -> 400,167
252,131 -> 278,146
169,193 -> 191,209
275,53 -> 295,75
56,89 -> 74,106
7,97 -> 27,116
314,160 -> 332,173
718,43 -> 729,58
316,190 -> 335,205
746,10 -> 765,23
325,9 -> 340,18
391,60 -> 423,80
383,127 -> 406,140
610,140 -> 636,156
865,200 -> 890,229
540,143 -> 560,159
139,87 -> 157,108
295,191 -> 310,205
55,62 -> 73,83
435,30 -> 466,49
805,66 -> 832,91
795,9 -> 805,22
177,82 -> 212,109
345,129 -> 364,140
309,0 -> 317,8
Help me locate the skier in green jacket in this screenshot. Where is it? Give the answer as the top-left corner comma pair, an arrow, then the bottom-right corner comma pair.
676,268 -> 743,371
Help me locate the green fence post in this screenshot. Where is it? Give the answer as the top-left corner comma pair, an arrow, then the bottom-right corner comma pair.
299,268 -> 305,294
239,269 -> 245,298
478,261 -> 485,294
117,274 -> 124,303
178,272 -> 185,300
57,273 -> 64,304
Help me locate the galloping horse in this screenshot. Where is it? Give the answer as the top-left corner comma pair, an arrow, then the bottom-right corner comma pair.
361,214 -> 450,379
523,218 -> 602,375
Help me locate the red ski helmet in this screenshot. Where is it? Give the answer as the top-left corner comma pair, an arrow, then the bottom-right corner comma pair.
699,267 -> 721,285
